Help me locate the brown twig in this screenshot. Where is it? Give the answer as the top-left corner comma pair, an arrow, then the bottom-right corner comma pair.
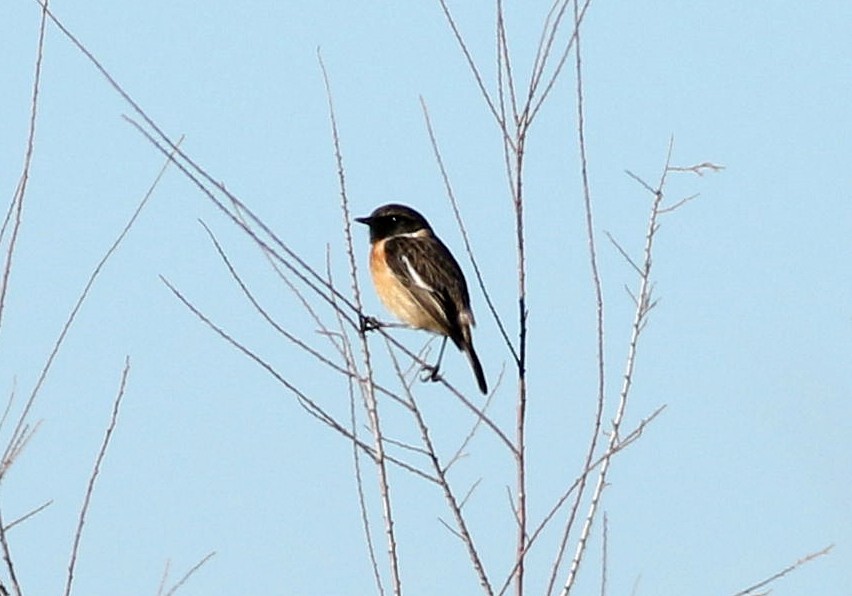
731,544 -> 833,596
436,0 -> 513,148
2,500 -> 53,533
0,420 -> 40,480
1,136 -> 182,477
666,162 -> 725,176
160,275 -> 436,483
199,222 -> 360,387
325,245 -> 386,596
527,0 -> 593,124
318,50 -> 403,595
599,513 -> 608,596
233,203 -> 343,360
496,1 -> 519,128
546,3 -> 607,591
0,508 -> 20,596
385,339 -> 493,594
0,0 -> 48,333
559,142 -> 675,596
163,551 -> 217,596
420,97 -> 518,365
444,365 -> 504,473
155,560 -> 171,596
64,357 -> 131,596
496,406 -> 665,596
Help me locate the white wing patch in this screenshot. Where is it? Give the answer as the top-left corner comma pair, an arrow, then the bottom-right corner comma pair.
401,254 -> 434,293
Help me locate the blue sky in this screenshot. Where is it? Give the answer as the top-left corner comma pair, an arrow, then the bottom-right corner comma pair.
1,2 -> 850,595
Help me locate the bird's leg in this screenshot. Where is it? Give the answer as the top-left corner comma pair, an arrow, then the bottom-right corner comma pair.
420,336 -> 448,383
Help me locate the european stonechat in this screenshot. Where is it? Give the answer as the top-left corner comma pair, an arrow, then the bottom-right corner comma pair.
356,203 -> 488,394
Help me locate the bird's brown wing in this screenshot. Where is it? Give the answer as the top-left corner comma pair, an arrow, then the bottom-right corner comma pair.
383,234 -> 471,347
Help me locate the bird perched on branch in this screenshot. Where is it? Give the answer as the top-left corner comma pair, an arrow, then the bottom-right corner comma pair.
356,203 -> 487,394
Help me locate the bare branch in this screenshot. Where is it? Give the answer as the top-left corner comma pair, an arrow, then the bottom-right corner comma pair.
731,545 -> 833,596
496,1 -> 519,126
600,513 -> 608,596
0,507 -> 20,596
199,222 -> 355,383
156,560 -> 171,596
497,407 -> 666,596
459,478 -> 482,511
667,162 -> 725,176
160,276 -> 435,484
420,97 -> 519,365
319,51 -> 403,595
385,340 -> 494,594
1,134 -> 182,476
325,249 -> 387,596
0,0 -> 48,332
547,3 -> 608,590
163,552 -> 217,596
65,357 -> 131,596
528,0 -> 593,124
604,232 -> 642,277
624,170 -> 656,195
658,193 -> 699,215
435,0 -> 513,148
2,500 -> 53,533
560,143 -> 672,594
445,365 -> 504,473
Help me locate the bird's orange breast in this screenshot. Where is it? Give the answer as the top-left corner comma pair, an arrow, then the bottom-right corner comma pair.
369,240 -> 444,334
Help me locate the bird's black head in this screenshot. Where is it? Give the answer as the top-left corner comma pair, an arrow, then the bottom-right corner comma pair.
355,203 -> 433,242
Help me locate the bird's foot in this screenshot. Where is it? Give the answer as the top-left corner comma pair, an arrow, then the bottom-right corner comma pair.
359,314 -> 382,333
419,364 -> 442,384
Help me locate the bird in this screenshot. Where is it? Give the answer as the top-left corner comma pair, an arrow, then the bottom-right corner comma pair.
355,203 -> 488,394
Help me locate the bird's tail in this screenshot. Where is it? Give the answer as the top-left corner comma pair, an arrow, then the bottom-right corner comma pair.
464,341 -> 488,395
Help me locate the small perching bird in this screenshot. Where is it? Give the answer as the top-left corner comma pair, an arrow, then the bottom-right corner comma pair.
356,203 -> 488,394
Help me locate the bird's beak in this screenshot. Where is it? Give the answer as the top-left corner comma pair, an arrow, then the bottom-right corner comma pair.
355,216 -> 371,225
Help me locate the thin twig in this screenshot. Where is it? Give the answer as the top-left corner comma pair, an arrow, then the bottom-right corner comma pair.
560,144 -> 675,596
2,500 -> 53,532
496,1 -> 519,127
38,1 -> 371,347
528,0 -> 593,124
0,0 -> 48,332
730,545 -> 833,596
160,276 -> 436,484
600,513 -> 608,596
385,339 -> 493,595
233,204 -> 343,360
445,366 -> 504,473
436,0 -> 513,148
326,245 -> 386,596
497,406 -> 665,596
0,386 -> 16,438
546,3 -> 607,590
1,136 -> 182,474
0,507 -> 21,596
604,232 -> 642,277
318,50 -> 403,595
666,162 -> 725,176
156,560 -> 171,596
199,222 -> 364,388
420,97 -> 518,365
65,357 -> 131,596
0,421 -> 40,479
459,478 -> 483,511
163,551 -> 217,596
658,193 -> 699,215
